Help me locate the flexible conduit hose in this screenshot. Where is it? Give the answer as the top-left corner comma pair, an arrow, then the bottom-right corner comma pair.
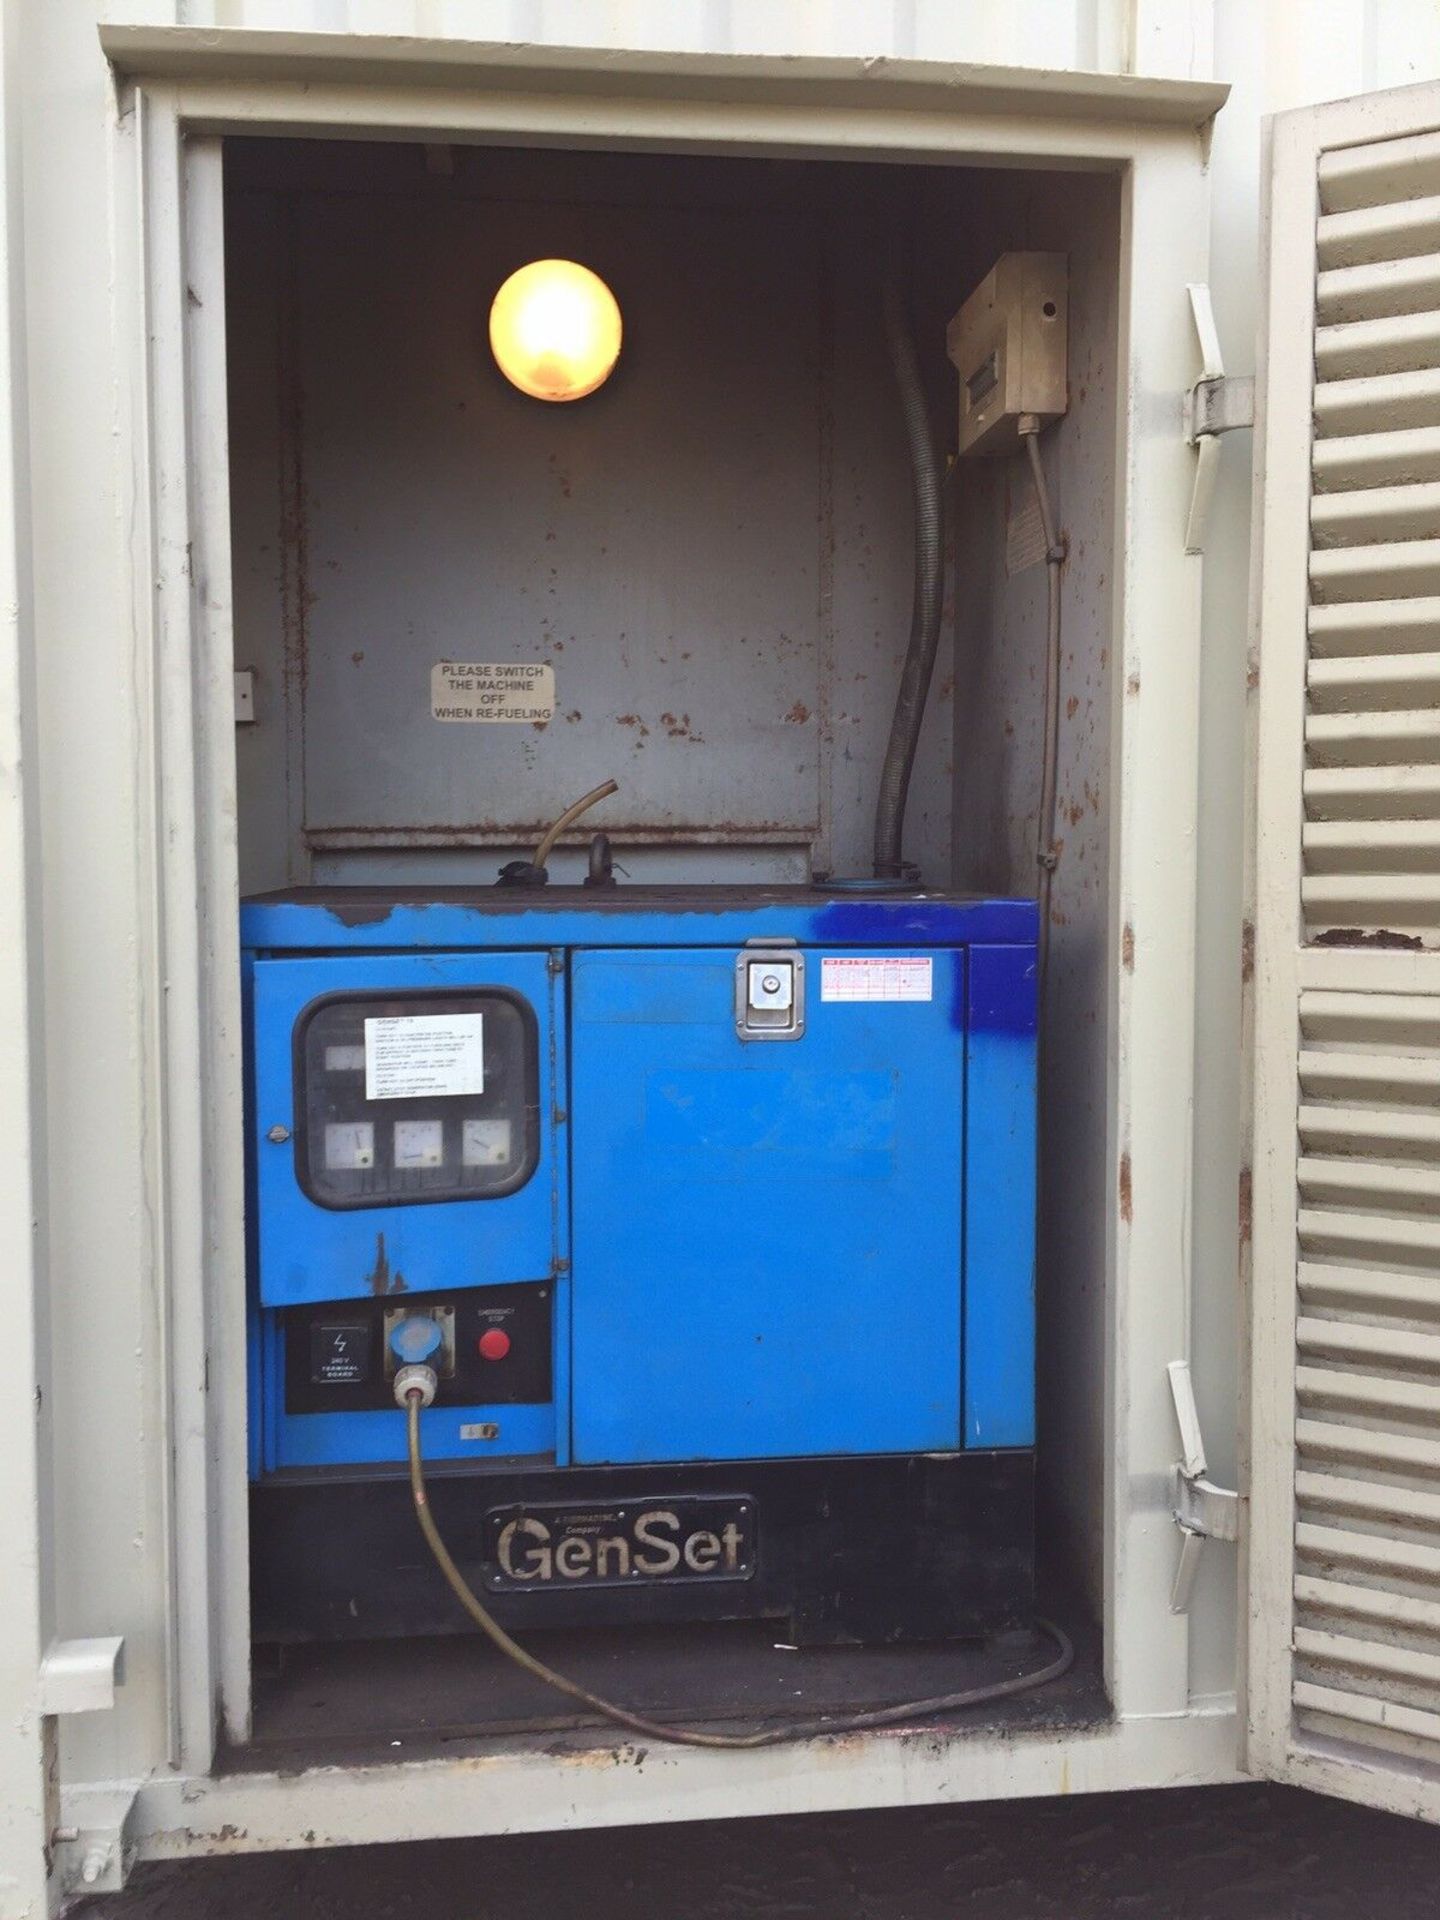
405,1389 -> 1074,1750
873,277 -> 947,881
1022,429 -> 1066,985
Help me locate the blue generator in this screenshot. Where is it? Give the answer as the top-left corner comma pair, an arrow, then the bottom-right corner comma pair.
245,883 -> 1038,1647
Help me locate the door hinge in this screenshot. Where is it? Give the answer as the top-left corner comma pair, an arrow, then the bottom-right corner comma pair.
53,1784 -> 138,1897
1183,284 -> 1255,555
1166,1358 -> 1240,1614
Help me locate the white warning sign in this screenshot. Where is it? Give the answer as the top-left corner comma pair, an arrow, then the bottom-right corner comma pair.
431,661 -> 556,724
364,1013 -> 486,1101
821,956 -> 933,1003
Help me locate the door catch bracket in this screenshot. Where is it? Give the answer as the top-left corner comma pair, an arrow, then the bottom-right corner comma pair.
1167,1358 -> 1241,1614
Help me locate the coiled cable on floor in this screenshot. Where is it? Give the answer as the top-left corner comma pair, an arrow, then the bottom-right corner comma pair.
404,1387 -> 1073,1750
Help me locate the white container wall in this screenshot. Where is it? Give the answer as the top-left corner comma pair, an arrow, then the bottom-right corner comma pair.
6,3 -> 1440,1914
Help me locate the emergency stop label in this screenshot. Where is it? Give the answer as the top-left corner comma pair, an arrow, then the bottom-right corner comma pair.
821,956 -> 933,1003
431,661 -> 556,723
364,1012 -> 486,1100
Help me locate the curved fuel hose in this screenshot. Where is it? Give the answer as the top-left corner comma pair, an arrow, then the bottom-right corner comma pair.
404,1388 -> 1073,1749
532,779 -> 619,873
873,277 -> 946,881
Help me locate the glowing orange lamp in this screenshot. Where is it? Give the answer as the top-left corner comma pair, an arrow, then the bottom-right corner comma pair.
489,259 -> 622,402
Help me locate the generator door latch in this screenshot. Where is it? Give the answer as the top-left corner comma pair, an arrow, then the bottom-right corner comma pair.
735,942 -> 805,1041
1166,1358 -> 1241,1614
1183,284 -> 1255,555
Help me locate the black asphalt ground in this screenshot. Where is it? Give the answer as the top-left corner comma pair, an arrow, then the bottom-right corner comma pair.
84,1782 -> 1440,1919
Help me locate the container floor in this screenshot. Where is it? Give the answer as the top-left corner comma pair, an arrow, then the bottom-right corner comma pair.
82,1783 -> 1440,1920
235,1604 -> 1105,1766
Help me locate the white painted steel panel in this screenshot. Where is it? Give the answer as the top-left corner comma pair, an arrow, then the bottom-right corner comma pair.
226,147 -> 967,882
1311,481 -> 1440,543
160,1 -> 1146,79
1251,74 -> 1440,1828
1318,194 -> 1440,269
295,186 -> 825,846
17,20 -> 1224,1885
1307,651 -> 1440,704
1310,593 -> 1440,651
1316,308 -> 1440,378
7,0 -> 1440,1902
0,0 -> 56,1907
1317,251 -> 1440,323
1314,365 -> 1440,435
1297,130 -> 1440,944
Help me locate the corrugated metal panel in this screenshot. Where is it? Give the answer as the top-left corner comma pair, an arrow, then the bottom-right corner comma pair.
1307,134 -> 1440,945
172,0 -> 1128,75
1293,987 -> 1440,1761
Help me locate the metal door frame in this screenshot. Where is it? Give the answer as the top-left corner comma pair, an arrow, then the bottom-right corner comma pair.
55,23 -> 1235,1862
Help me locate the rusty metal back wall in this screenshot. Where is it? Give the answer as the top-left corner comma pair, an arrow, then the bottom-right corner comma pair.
227,141 -> 960,889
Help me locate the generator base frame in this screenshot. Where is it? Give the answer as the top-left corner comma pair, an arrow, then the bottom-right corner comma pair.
252,1451 -> 1035,1649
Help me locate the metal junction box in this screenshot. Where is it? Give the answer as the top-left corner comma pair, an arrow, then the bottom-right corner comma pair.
946,251 -> 1069,457
243,886 -> 1038,1644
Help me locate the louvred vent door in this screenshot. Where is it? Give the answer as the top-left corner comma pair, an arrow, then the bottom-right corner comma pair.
1251,88 -> 1440,1818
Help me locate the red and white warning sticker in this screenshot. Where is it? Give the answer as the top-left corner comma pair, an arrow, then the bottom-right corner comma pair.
820,956 -> 933,1003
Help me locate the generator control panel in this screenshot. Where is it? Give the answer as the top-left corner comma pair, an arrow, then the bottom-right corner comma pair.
284,1285 -> 552,1414
293,989 -> 539,1207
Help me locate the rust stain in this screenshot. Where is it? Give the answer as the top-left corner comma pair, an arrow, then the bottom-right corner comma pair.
1119,1151 -> 1133,1225
365,1232 -> 407,1296
1238,1166 -> 1253,1249
615,714 -> 651,739
1241,919 -> 1255,984
1126,671 -> 1141,698
350,650 -> 364,666
1065,695 -> 1079,719
783,701 -> 811,725
329,899 -> 395,928
1313,926 -> 1423,951
1122,923 -> 1135,972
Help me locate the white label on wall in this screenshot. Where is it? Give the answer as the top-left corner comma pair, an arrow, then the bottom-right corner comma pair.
820,956 -> 933,1003
431,661 -> 556,723
364,1013 -> 486,1100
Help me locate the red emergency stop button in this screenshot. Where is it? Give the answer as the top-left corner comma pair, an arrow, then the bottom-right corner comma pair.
477,1327 -> 511,1362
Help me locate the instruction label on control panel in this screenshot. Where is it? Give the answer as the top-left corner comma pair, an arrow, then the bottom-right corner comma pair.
821,956 -> 933,1003
431,661 -> 556,723
364,1013 -> 486,1100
